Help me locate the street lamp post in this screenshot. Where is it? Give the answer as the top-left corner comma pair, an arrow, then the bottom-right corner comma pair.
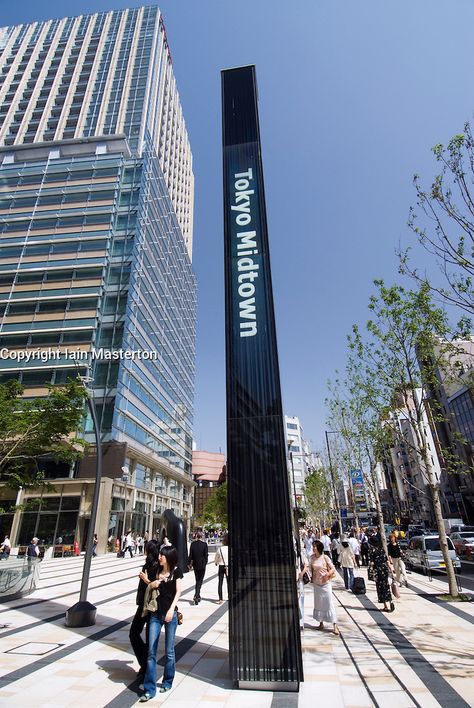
65,378 -> 102,627
121,466 -> 130,538
287,447 -> 301,555
325,430 -> 344,534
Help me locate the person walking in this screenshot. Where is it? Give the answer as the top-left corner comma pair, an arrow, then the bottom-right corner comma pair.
187,530 -> 208,604
370,537 -> 394,612
122,530 -> 134,558
0,534 -> 11,560
139,546 -> 183,701
331,532 -> 341,569
309,540 -> 339,635
387,533 -> 408,587
92,533 -> 98,557
359,528 -> 369,566
348,531 -> 361,568
214,534 -> 229,604
320,529 -> 332,557
27,536 -> 40,566
129,540 -> 161,682
340,536 -> 356,590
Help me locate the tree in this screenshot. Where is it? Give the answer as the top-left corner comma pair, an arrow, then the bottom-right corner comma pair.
302,467 -> 332,529
326,374 -> 392,552
350,281 -> 460,597
400,122 -> 474,321
0,378 -> 88,490
203,481 -> 228,528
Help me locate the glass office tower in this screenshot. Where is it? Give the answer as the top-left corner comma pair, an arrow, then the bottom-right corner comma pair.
0,7 -> 196,551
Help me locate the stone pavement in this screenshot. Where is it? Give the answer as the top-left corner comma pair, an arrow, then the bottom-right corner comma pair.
0,553 -> 473,707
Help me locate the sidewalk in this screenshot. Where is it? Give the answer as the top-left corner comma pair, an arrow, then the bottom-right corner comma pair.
0,555 -> 473,707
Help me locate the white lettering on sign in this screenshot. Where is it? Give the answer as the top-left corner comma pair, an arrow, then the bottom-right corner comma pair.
232,169 -> 258,337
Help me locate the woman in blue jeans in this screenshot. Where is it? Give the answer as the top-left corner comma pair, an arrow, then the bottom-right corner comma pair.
139,546 -> 183,702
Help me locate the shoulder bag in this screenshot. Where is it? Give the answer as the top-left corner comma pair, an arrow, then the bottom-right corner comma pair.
324,554 -> 337,580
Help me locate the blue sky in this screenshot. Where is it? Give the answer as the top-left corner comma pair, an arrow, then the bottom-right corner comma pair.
2,1 -> 474,454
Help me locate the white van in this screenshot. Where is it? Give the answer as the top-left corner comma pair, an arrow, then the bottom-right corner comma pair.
405,535 -> 461,573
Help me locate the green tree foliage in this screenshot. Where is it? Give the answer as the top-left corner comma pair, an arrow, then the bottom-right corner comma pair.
401,122 -> 474,321
303,467 -> 332,528
0,378 -> 88,489
326,375 -> 392,550
203,481 -> 228,527
349,281 -> 460,596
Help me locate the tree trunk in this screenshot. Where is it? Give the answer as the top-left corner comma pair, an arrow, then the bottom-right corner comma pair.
372,468 -> 388,555
429,481 -> 459,597
412,413 -> 459,597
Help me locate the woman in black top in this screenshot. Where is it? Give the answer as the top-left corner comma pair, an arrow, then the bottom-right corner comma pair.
129,540 -> 161,679
387,533 -> 408,587
139,545 -> 183,701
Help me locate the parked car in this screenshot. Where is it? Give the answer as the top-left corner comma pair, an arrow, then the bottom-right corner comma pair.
404,535 -> 461,573
450,531 -> 474,560
449,524 -> 474,534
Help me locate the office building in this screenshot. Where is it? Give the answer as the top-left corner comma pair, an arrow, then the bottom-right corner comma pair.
192,450 -> 226,522
0,7 -> 196,552
285,415 -> 319,505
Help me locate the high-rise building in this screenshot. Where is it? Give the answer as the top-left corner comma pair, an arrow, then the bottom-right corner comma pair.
0,7 -> 196,552
285,415 -> 319,505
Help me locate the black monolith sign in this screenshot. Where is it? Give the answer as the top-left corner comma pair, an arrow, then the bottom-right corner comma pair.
221,65 -> 303,691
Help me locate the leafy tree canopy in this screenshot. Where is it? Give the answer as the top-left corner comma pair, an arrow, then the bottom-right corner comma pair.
202,481 -> 228,528
0,378 -> 88,489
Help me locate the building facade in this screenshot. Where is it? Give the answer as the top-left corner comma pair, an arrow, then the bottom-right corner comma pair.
191,450 -> 226,523
285,415 -> 319,507
0,7 -> 196,552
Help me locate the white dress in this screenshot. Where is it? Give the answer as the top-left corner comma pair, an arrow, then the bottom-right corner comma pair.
310,554 -> 338,623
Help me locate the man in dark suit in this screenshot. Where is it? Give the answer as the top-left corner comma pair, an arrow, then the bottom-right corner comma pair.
187,530 -> 208,604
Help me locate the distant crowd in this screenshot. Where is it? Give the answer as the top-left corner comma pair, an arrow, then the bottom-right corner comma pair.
297,525 -> 408,633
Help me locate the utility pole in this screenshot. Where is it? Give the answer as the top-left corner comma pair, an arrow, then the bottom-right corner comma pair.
325,430 -> 344,534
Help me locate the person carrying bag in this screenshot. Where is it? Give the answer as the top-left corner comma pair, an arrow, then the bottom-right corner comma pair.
214,533 -> 229,604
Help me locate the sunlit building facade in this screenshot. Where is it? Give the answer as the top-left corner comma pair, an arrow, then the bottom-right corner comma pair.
0,7 -> 196,551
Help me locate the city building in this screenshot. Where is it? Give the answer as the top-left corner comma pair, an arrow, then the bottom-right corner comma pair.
191,450 -> 226,523
379,389 -> 444,527
285,415 -> 319,507
0,6 -> 196,552
424,338 -> 474,523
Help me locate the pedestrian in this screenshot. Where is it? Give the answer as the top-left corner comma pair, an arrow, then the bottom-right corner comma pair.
122,530 -> 134,558
296,548 -> 310,631
309,540 -> 339,635
370,537 -> 394,612
340,535 -> 356,590
387,533 -> 408,587
359,528 -> 369,566
304,529 -> 314,557
27,536 -> 40,565
214,533 -> 229,604
331,532 -> 341,569
92,533 -> 98,557
129,540 -> 161,682
187,530 -> 208,605
320,528 -> 332,557
348,531 -> 361,567
137,535 -> 144,554
139,545 -> 183,701
160,535 -> 172,551
0,534 -> 11,560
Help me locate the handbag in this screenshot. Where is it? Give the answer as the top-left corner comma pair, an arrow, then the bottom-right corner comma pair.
302,570 -> 312,585
391,578 -> 400,599
324,554 -> 337,580
177,610 -> 183,625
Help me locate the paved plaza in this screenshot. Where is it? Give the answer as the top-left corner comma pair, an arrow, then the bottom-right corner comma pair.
0,554 -> 473,707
